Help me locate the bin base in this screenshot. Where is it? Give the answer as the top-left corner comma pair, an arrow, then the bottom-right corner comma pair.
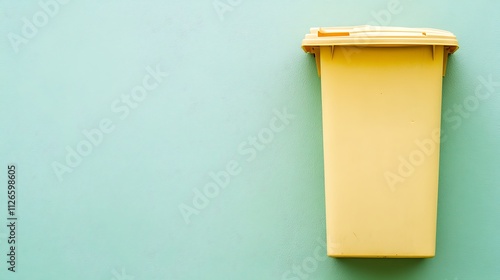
329,253 -> 435,259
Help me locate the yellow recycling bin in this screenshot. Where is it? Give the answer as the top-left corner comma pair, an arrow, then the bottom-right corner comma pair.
302,26 -> 458,258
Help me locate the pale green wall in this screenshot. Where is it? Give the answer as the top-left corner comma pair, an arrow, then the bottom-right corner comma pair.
1,0 -> 499,279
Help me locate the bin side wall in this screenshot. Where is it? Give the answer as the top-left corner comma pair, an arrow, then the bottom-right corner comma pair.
319,45 -> 444,258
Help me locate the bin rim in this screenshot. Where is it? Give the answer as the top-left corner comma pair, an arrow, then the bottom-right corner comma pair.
302,25 -> 459,54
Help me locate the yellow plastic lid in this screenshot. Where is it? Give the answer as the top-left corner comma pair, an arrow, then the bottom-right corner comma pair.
302,25 -> 459,54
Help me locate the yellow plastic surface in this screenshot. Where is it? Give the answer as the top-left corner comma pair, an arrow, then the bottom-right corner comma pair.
302,26 -> 458,258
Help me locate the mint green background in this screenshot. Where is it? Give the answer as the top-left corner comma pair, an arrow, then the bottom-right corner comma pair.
1,0 -> 499,279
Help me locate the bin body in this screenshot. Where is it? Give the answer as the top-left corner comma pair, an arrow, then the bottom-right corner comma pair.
302,26 -> 458,258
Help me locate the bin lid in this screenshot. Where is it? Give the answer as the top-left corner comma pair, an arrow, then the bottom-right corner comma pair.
302,25 -> 459,54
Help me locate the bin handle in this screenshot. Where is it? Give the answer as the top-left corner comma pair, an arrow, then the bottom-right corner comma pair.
318,27 -> 428,37
318,30 -> 350,37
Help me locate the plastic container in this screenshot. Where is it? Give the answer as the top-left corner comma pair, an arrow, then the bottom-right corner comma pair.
302,26 -> 458,258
